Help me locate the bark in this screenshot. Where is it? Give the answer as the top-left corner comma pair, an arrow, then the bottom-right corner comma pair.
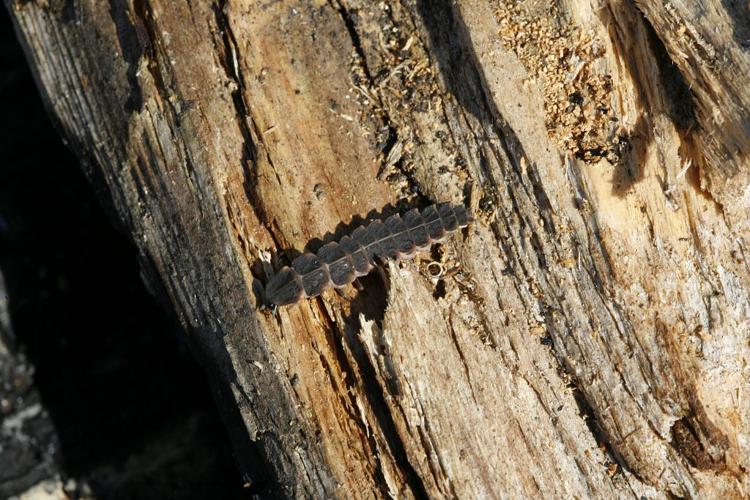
6,0 -> 749,497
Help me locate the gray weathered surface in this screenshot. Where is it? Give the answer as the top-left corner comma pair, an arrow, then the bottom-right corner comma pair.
6,0 -> 749,497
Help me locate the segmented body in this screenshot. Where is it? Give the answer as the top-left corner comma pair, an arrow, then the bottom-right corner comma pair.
264,203 -> 472,307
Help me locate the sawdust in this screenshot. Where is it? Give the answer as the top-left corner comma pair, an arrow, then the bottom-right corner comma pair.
495,1 -> 627,164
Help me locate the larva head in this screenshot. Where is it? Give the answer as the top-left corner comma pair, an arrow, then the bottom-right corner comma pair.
264,267 -> 305,307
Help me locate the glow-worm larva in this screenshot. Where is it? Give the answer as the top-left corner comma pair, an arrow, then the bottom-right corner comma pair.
264,203 -> 472,307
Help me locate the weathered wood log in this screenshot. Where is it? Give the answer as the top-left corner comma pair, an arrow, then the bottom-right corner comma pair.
6,0 -> 749,497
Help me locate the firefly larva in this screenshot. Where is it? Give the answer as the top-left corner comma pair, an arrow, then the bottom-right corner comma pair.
263,203 -> 472,307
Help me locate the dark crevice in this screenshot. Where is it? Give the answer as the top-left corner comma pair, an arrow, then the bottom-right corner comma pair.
54,0 -> 79,23
564,159 -> 617,293
551,338 -> 636,483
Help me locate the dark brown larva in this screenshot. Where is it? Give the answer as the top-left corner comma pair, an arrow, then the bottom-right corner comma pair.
264,203 -> 472,307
